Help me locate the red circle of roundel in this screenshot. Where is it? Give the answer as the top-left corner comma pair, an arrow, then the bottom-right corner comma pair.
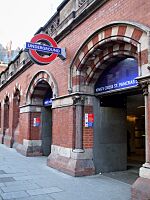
29,34 -> 58,64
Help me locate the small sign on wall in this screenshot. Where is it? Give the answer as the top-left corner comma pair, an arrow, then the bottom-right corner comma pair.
33,117 -> 41,127
85,113 -> 94,127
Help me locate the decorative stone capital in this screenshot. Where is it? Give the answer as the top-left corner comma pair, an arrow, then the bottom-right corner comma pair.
141,81 -> 149,96
72,95 -> 85,106
136,77 -> 150,96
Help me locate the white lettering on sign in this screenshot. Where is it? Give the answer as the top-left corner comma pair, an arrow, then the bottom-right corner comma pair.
96,79 -> 138,93
26,42 -> 61,54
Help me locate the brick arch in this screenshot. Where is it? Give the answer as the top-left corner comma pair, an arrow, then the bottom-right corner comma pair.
26,70 -> 58,104
70,21 -> 149,93
84,43 -> 138,85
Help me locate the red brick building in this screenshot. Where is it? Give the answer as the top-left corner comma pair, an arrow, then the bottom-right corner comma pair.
0,0 -> 150,199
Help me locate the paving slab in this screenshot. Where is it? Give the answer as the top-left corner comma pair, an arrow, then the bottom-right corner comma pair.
4,180 -> 38,187
0,191 -> 29,200
1,183 -> 40,192
0,170 -> 6,174
16,194 -> 54,200
0,144 -> 133,200
0,177 -> 15,183
26,187 -> 63,196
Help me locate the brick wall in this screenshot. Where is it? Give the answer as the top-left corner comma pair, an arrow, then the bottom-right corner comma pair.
4,101 -> 9,132
30,112 -> 41,140
52,106 -> 74,148
0,103 -> 1,129
1,0 -> 150,102
12,97 -> 20,130
0,0 -> 150,151
18,113 -> 30,144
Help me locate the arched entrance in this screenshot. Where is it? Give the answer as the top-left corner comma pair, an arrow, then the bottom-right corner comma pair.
25,71 -> 58,156
31,80 -> 53,156
69,22 -> 150,187
94,56 -> 145,173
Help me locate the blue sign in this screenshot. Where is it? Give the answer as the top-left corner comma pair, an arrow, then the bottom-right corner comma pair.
26,42 -> 62,55
95,58 -> 138,93
43,98 -> 52,106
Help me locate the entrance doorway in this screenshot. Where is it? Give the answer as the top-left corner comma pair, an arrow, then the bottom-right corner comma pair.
31,80 -> 52,156
93,92 -> 145,184
41,87 -> 52,156
41,107 -> 52,156
127,94 -> 145,166
93,57 -> 145,175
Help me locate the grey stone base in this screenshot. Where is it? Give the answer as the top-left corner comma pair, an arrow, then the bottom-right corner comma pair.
13,140 -> 42,157
0,133 -> 4,144
47,145 -> 95,176
140,163 -> 150,179
3,135 -> 13,148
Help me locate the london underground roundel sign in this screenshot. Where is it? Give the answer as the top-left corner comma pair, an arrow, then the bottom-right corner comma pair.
25,34 -> 66,65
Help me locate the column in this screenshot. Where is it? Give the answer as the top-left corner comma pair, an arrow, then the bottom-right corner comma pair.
14,104 -> 42,156
0,101 -> 4,143
132,79 -> 150,199
72,95 -> 84,152
142,83 -> 150,163
140,81 -> 150,169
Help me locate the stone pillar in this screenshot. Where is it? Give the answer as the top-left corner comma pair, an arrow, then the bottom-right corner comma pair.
3,100 -> 13,147
0,101 -> 4,143
72,95 -> 84,152
132,79 -> 150,199
13,104 -> 43,156
47,94 -> 95,176
143,83 -> 150,163
2,98 -> 10,145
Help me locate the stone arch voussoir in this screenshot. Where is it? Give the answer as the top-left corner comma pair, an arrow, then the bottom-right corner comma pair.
70,21 -> 150,93
26,70 -> 58,104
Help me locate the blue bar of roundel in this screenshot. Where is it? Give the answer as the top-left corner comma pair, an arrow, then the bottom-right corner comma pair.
25,42 -> 61,55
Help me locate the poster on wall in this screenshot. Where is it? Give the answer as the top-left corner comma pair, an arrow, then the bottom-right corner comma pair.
85,113 -> 94,127
95,58 -> 138,94
33,117 -> 41,127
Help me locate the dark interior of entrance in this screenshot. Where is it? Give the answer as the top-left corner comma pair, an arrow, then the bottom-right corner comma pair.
41,106 -> 52,156
93,57 -> 145,174
93,92 -> 145,173
42,86 -> 52,156
127,94 -> 145,166
32,81 -> 52,156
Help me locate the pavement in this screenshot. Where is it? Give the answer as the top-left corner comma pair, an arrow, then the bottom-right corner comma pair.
0,144 -> 134,200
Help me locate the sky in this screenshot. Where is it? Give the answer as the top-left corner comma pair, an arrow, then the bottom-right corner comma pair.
0,0 -> 63,50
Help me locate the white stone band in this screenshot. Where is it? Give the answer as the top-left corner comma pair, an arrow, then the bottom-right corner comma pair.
23,139 -> 42,147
